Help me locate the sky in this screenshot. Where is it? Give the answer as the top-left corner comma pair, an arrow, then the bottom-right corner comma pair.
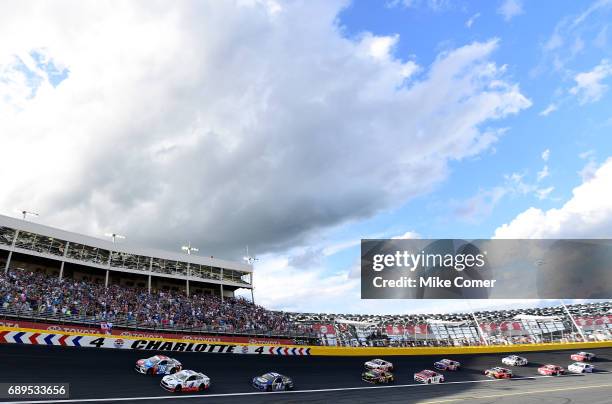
0,0 -> 611,315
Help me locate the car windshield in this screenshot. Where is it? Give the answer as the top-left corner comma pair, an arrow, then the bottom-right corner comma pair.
175,371 -> 192,381
262,373 -> 279,381
147,356 -> 162,364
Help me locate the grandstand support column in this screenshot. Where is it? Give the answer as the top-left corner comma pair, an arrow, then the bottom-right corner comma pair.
186,279 -> 190,296
561,299 -> 586,341
4,229 -> 18,274
250,273 -> 255,304
59,261 -> 65,280
472,313 -> 488,346
220,268 -> 224,302
58,241 -> 69,279
3,251 -> 11,274
148,258 -> 153,294
466,301 -> 489,346
105,270 -> 109,288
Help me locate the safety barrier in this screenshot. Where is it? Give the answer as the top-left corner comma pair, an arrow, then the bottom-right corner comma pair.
1,325 -> 611,356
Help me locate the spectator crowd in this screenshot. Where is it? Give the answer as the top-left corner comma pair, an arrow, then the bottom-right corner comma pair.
0,269 -> 302,335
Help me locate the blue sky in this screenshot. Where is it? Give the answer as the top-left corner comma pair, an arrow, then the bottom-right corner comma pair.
1,0 -> 611,315
335,0 -> 609,239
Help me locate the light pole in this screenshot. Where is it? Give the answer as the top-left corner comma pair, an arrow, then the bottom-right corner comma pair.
105,233 -> 125,244
20,210 -> 39,220
104,233 -> 125,288
182,243 -> 199,297
561,299 -> 586,341
243,246 -> 258,304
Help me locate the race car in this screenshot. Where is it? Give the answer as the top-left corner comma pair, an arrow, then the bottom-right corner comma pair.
434,359 -> 461,371
414,369 -> 445,384
501,355 -> 528,366
160,370 -> 210,393
135,355 -> 182,375
537,364 -> 565,376
364,359 -> 394,371
483,367 -> 513,379
568,362 -> 595,374
362,368 -> 394,384
252,372 -> 294,391
570,352 -> 596,362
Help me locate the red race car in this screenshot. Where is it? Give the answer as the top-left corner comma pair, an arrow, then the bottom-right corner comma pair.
483,367 -> 512,379
538,364 -> 565,376
570,352 -> 596,362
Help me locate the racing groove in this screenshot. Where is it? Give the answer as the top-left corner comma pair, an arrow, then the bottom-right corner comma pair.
0,345 -> 611,403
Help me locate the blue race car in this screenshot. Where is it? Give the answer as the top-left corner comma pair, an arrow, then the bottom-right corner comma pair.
252,372 -> 294,391
135,355 -> 182,375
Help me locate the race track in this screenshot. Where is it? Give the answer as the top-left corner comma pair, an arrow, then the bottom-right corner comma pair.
1,345 -> 611,403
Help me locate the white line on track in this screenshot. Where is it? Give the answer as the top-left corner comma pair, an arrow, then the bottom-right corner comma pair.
3,371 -> 610,404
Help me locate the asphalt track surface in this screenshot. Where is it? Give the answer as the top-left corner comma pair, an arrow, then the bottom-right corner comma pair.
0,345 -> 611,403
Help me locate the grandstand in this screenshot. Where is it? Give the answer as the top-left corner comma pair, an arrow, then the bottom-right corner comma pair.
1,214 -> 611,347
0,214 -> 252,299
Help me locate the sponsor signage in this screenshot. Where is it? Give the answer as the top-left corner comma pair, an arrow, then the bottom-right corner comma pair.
0,320 -> 293,345
0,327 -> 311,356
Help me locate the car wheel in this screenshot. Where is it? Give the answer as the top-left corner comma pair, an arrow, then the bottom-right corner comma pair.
175,386 -> 182,393
427,379 -> 431,384
170,367 -> 177,374
199,384 -> 205,392
266,386 -> 271,392
147,369 -> 153,376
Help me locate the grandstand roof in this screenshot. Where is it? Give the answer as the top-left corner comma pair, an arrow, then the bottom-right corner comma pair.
0,213 -> 251,272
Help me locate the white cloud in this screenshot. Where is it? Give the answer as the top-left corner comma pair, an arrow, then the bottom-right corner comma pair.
454,186 -> 508,222
569,59 -> 612,104
0,1 -> 530,262
578,150 -> 599,182
541,148 -> 550,161
465,13 -> 481,28
535,186 -> 554,200
495,158 -> 612,238
537,165 -> 550,181
387,0 -> 451,11
538,1 -> 612,74
539,103 -> 557,116
392,231 -> 421,239
498,0 -> 524,21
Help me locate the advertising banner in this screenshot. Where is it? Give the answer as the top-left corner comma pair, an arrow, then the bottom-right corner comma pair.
0,320 -> 293,345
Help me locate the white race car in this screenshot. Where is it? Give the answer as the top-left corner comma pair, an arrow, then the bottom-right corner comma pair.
364,359 -> 394,371
502,355 -> 528,366
160,370 -> 210,393
414,369 -> 445,384
568,362 -> 595,374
